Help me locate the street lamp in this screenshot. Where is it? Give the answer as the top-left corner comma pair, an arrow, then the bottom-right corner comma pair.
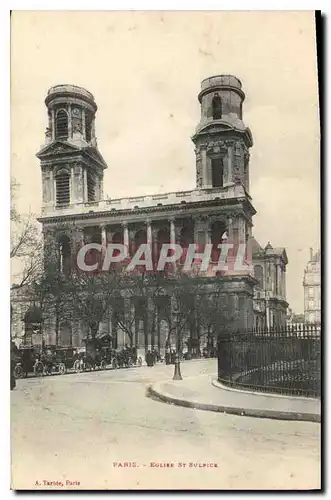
172,306 -> 182,380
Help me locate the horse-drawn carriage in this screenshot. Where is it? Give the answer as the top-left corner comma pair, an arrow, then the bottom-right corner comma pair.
73,345 -> 142,371
41,346 -> 78,375
12,336 -> 144,378
13,345 -> 44,378
13,345 -> 79,378
112,346 -> 143,368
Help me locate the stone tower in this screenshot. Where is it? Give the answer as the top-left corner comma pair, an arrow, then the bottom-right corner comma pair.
36,84 -> 107,212
192,75 -> 253,193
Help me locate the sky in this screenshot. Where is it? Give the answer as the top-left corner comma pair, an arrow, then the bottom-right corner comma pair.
11,11 -> 320,313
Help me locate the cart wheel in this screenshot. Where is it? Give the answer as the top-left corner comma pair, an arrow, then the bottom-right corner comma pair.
58,363 -> 66,375
100,360 -> 106,370
73,360 -> 82,372
34,361 -> 44,377
112,357 -> 118,369
14,364 -> 23,379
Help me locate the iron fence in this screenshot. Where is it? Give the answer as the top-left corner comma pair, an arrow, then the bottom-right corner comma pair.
217,324 -> 321,398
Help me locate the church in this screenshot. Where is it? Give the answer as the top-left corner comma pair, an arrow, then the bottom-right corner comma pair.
11,75 -> 289,352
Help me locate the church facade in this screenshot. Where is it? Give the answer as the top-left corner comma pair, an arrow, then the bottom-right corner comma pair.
11,75 -> 289,351
303,248 -> 321,324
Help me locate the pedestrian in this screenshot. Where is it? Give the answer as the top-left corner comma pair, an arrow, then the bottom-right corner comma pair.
145,350 -> 153,367
165,345 -> 171,365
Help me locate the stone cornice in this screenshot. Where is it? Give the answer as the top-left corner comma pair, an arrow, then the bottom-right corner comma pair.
38,198 -> 253,226
192,125 -> 253,148
198,84 -> 245,103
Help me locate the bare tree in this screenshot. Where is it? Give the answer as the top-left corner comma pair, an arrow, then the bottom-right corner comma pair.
114,271 -> 165,347
11,177 -> 42,290
198,282 -> 236,348
65,266 -> 123,351
159,273 -> 207,355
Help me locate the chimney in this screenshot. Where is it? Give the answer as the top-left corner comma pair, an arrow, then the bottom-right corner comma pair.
310,248 -> 313,261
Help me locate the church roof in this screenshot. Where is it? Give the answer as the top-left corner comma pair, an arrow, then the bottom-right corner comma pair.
251,236 -> 263,255
251,237 -> 288,264
265,241 -> 273,251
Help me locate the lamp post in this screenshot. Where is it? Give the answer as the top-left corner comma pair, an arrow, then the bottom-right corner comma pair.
172,306 -> 182,380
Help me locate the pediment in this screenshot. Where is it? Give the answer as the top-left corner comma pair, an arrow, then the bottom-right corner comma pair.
83,147 -> 108,169
36,141 -> 81,159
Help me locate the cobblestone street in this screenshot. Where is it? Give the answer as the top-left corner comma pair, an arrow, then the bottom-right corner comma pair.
11,359 -> 320,490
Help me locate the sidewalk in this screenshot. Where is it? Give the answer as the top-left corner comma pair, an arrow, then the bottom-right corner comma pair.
148,374 -> 321,422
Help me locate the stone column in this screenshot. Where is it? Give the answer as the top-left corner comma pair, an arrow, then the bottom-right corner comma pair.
123,223 -> 129,255
246,222 -> 253,267
82,109 -> 86,140
277,263 -> 282,297
152,227 -> 159,266
69,169 -> 74,205
49,168 -> 54,205
227,143 -> 233,185
92,119 -> 96,140
197,217 -> 209,249
170,218 -> 176,245
238,217 -> 246,244
146,219 -> 152,247
83,168 -> 88,202
68,104 -> 72,139
266,300 -> 270,329
283,267 -> 286,300
227,216 -> 234,241
201,146 -> 209,188
206,154 -> 213,188
100,224 -> 107,249
147,297 -> 155,350
169,217 -> 176,273
123,297 -> 131,346
51,108 -> 55,141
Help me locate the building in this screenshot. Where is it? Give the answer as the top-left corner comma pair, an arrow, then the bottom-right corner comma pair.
252,238 -> 288,329
11,75 -> 289,351
303,248 -> 321,323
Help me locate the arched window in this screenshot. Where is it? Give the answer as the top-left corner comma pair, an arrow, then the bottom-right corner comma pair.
87,172 -> 96,202
55,109 -> 68,139
212,95 -> 222,120
55,170 -> 70,206
211,158 -> 224,188
254,265 -> 264,289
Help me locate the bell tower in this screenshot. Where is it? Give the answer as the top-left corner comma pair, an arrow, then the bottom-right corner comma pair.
192,75 -> 253,193
36,84 -> 107,211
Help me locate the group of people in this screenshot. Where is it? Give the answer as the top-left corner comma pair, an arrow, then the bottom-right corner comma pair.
115,346 -> 140,367
165,348 -> 177,365
145,348 -> 161,367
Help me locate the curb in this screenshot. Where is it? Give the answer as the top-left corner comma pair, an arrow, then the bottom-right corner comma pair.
147,385 -> 321,423
211,379 -> 320,402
